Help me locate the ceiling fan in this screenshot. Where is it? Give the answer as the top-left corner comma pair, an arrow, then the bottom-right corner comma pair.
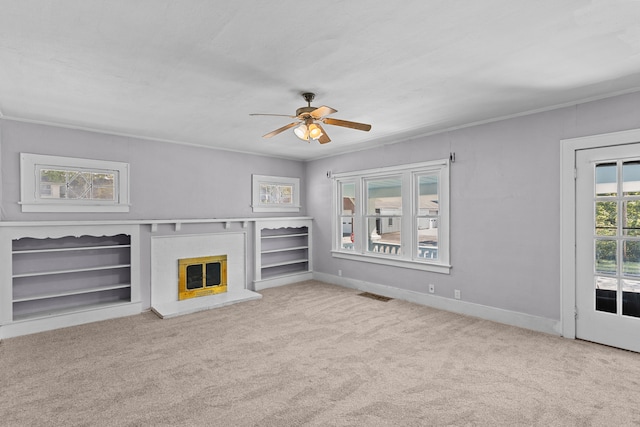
250,92 -> 371,144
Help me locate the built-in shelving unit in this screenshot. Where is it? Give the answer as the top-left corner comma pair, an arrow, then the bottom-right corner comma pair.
0,224 -> 141,338
254,218 -> 313,290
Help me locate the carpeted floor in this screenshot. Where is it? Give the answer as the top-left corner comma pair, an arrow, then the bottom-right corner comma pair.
1,280 -> 640,426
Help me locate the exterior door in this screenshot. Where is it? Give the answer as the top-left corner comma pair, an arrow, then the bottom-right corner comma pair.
576,144 -> 640,352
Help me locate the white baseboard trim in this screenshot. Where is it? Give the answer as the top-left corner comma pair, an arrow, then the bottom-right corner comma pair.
254,272 -> 313,291
314,272 -> 562,336
0,302 -> 143,339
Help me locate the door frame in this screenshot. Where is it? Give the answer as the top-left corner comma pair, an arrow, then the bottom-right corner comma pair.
560,127 -> 640,339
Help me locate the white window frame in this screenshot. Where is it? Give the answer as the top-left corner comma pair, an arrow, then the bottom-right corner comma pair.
251,174 -> 301,213
20,153 -> 130,213
332,159 -> 451,274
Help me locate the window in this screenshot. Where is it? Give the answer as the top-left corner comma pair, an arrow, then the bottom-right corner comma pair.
332,160 -> 450,274
252,174 -> 300,213
20,153 -> 130,213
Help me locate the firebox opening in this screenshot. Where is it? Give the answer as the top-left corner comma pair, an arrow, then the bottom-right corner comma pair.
178,255 -> 227,300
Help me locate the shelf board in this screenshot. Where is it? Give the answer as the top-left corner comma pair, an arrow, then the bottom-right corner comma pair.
13,283 -> 132,303
261,233 -> 308,239
261,245 -> 308,254
12,300 -> 133,322
261,258 -> 308,269
12,264 -> 131,278
260,270 -> 311,281
12,244 -> 131,255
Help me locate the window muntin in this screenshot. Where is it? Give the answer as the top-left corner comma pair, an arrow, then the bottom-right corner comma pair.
332,160 -> 450,274
20,153 -> 130,213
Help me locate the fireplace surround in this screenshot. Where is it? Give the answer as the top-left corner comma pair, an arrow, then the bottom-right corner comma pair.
151,232 -> 261,318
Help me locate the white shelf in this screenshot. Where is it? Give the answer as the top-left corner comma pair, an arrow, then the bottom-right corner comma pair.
0,224 -> 141,338
13,283 -> 131,303
261,245 -> 308,254
262,258 -> 309,269
261,233 -> 308,239
12,244 -> 131,255
12,264 -> 131,278
12,300 -> 134,323
254,219 -> 312,290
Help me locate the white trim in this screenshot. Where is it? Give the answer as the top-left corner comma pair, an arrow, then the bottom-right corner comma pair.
560,127 -> 640,339
314,272 -> 561,336
20,153 -> 130,213
332,159 -> 449,179
331,250 -> 451,274
251,174 -> 301,213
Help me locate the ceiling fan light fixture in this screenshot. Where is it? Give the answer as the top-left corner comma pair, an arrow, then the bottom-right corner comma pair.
308,123 -> 323,140
294,124 -> 309,140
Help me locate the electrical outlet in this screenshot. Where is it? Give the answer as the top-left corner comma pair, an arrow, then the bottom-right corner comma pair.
338,269 -> 342,277
428,284 -> 435,293
454,289 -> 461,299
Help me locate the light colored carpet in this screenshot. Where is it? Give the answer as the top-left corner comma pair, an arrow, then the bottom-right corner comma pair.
1,280 -> 640,426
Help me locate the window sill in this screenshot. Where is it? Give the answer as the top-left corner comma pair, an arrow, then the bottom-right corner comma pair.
19,202 -> 130,213
251,205 -> 301,213
331,250 -> 451,274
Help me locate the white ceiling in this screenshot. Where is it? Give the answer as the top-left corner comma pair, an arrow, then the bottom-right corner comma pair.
1,1 -> 640,161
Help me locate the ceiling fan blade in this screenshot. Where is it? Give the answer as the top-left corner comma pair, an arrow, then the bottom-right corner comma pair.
262,122 -> 298,138
322,117 -> 371,132
250,113 -> 297,118
310,105 -> 337,120
315,124 -> 331,144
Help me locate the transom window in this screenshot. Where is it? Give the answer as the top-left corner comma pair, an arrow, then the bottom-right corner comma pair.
332,159 -> 450,274
20,153 -> 130,213
251,174 -> 300,213
39,168 -> 116,201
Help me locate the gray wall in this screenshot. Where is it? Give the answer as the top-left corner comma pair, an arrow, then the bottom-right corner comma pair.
306,91 -> 640,321
0,120 -> 306,221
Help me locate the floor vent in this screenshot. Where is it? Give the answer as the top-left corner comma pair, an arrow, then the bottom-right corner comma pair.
358,292 -> 393,302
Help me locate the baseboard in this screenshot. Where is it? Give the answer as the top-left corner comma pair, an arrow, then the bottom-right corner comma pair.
314,272 -> 562,336
0,302 -> 143,339
254,272 -> 313,291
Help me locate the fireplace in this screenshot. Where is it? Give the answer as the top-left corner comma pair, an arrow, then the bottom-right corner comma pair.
178,255 -> 227,300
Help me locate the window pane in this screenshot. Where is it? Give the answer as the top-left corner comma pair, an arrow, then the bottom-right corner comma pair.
595,240 -> 617,275
622,279 -> 640,318
367,177 -> 401,215
341,182 -> 355,215
595,201 -> 617,236
623,160 -> 640,196
624,201 -> 640,236
623,240 -> 640,277
39,169 -> 66,199
596,163 -> 617,197
91,173 -> 116,201
596,276 -> 617,313
260,184 -> 293,205
367,217 -> 401,255
340,216 -> 354,250
67,171 -> 91,199
417,218 -> 438,260
418,174 -> 439,214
